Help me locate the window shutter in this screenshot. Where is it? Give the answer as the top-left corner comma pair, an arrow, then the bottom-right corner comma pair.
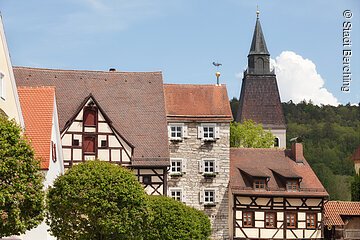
215,189 -> 220,203
183,125 -> 189,138
167,125 -> 171,138
197,125 -> 203,139
199,190 -> 204,203
215,125 -> 220,139
181,191 -> 186,203
215,160 -> 220,173
182,158 -> 187,173
198,160 -> 203,173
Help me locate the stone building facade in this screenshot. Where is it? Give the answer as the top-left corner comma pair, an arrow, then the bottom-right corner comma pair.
164,84 -> 233,239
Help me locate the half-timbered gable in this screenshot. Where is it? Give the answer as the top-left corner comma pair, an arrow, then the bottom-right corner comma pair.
14,67 -> 170,196
230,142 -> 328,239
164,83 -> 233,240
61,95 -> 133,168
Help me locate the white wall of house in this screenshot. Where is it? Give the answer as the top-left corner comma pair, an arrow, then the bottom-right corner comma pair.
270,129 -> 286,148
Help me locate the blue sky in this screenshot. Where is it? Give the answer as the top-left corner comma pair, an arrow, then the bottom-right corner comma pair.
1,0 -> 359,105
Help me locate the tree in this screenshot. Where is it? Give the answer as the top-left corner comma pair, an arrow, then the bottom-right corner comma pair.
351,174 -> 360,201
0,115 -> 44,237
146,196 -> 211,240
230,120 -> 275,148
46,160 -> 150,240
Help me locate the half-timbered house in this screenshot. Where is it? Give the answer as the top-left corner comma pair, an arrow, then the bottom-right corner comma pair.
14,67 -> 170,195
230,141 -> 328,239
164,84 -> 233,240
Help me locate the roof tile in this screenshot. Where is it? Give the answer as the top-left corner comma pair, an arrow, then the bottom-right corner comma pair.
324,201 -> 360,226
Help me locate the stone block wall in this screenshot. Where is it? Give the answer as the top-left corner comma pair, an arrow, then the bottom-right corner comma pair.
168,122 -> 230,239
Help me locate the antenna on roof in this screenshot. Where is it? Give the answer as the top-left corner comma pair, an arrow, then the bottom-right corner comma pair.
212,61 -> 222,85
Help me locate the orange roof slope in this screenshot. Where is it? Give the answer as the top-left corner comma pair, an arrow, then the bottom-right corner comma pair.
324,201 -> 360,226
18,87 -> 55,170
230,148 -> 328,197
164,84 -> 232,122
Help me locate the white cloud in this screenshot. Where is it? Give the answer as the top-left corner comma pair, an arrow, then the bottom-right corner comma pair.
271,51 -> 339,106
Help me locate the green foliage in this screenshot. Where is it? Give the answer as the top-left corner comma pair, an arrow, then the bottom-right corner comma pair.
46,161 -> 150,240
0,116 -> 44,237
146,196 -> 211,240
351,174 -> 360,201
230,120 -> 275,148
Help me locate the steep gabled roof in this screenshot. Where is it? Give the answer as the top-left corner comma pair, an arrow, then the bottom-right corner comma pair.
18,87 -> 55,170
164,84 -> 232,122
14,67 -> 169,166
236,75 -> 286,129
324,201 -> 360,226
230,147 -> 328,197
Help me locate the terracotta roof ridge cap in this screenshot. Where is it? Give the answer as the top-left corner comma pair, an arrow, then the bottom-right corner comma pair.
14,66 -> 162,74
18,86 -> 56,90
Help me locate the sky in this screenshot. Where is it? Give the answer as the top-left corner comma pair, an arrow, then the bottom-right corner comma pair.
1,0 -> 359,105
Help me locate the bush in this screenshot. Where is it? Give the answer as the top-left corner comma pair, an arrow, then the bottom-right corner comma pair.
146,196 -> 211,240
0,116 -> 44,237
46,161 -> 150,240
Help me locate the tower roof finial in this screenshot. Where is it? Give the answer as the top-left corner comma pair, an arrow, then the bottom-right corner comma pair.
256,5 -> 260,19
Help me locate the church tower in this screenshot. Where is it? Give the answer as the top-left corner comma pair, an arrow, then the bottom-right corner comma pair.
236,12 -> 286,148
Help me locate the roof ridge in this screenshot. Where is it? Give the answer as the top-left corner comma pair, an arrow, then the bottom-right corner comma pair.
231,147 -> 283,151
18,86 -> 55,89
14,66 -> 162,74
165,83 -> 227,87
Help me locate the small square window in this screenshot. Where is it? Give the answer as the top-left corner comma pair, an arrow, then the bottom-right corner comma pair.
203,126 -> 214,139
143,175 -> 151,185
286,180 -> 299,192
204,160 -> 215,174
204,190 -> 215,204
306,213 -> 317,229
73,139 -> 80,146
169,124 -> 183,140
243,212 -> 254,227
254,179 -> 266,190
170,189 -> 182,201
101,140 -> 107,147
170,159 -> 182,174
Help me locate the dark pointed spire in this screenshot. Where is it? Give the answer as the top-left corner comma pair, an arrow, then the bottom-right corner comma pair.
247,10 -> 271,74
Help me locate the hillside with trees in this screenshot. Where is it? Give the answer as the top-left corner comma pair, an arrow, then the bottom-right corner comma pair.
230,98 -> 360,200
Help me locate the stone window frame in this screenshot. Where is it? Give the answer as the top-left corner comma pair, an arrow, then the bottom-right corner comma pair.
169,188 -> 183,202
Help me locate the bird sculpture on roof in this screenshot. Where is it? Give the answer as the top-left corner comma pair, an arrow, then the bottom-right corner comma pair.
212,62 -> 222,67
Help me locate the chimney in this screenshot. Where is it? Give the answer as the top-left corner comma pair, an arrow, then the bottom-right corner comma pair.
109,68 -> 116,72
290,137 -> 304,163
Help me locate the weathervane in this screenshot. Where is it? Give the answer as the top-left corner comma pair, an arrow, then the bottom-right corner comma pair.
212,61 -> 222,85
256,5 -> 260,19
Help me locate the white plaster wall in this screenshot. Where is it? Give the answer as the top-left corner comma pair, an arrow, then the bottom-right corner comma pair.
270,129 -> 286,148
0,17 -> 24,127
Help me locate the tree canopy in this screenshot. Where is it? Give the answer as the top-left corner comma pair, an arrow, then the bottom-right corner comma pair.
146,196 -> 211,240
230,120 -> 275,148
0,115 -> 44,237
46,161 -> 150,240
351,174 -> 360,201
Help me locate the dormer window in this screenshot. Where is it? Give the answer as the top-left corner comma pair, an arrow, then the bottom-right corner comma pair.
286,180 -> 299,192
254,179 -> 266,190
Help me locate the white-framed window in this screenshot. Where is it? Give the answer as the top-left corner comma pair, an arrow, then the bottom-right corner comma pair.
0,72 -> 5,100
200,189 -> 218,205
198,123 -> 220,141
199,158 -> 218,176
169,188 -> 182,201
168,123 -> 188,141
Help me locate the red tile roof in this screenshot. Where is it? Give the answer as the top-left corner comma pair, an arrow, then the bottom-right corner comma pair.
230,147 -> 328,197
324,201 -> 360,226
164,84 -> 232,122
14,67 -> 169,166
352,145 -> 360,161
18,87 -> 55,170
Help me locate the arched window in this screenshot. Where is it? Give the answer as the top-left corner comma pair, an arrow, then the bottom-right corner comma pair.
83,106 -> 97,127
274,137 -> 280,147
